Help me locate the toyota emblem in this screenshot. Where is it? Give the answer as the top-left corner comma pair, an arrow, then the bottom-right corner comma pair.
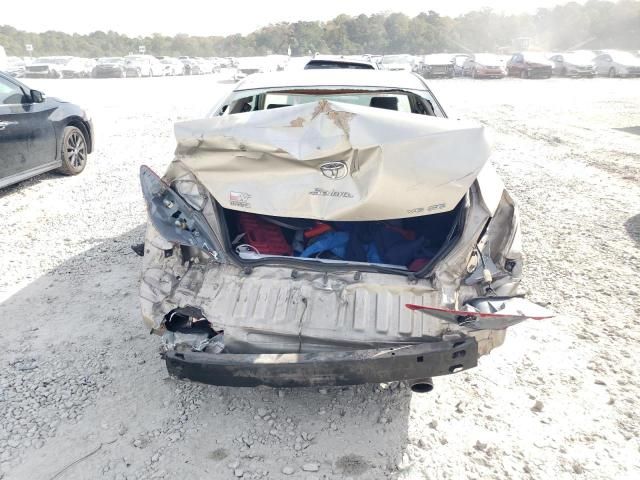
319,161 -> 348,180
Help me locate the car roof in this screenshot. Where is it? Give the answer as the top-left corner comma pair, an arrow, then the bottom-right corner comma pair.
235,70 -> 427,92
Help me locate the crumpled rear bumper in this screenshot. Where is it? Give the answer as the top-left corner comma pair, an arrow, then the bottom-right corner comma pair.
165,337 -> 478,387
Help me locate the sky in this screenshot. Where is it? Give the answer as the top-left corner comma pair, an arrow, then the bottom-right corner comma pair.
2,0 -> 586,37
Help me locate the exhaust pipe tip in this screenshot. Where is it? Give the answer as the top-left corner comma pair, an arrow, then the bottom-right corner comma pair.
410,378 -> 434,393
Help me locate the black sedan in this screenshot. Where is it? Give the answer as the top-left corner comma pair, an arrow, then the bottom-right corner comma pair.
0,72 -> 93,189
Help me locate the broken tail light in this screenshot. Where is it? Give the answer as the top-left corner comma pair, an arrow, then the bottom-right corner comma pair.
140,165 -> 225,261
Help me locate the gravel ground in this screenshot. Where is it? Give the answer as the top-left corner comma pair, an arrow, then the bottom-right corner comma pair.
0,72 -> 639,480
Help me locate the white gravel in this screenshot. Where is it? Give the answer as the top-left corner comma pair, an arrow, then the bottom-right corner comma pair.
0,73 -> 639,480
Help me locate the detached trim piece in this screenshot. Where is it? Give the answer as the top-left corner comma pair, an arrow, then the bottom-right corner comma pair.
165,338 -> 478,387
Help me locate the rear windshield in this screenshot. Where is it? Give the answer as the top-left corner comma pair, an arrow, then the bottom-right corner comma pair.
35,57 -> 71,64
305,60 -> 374,70
382,55 -> 413,64
217,87 -> 443,117
98,57 -> 123,64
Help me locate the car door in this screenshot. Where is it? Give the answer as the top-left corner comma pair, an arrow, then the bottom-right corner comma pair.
594,54 -> 609,75
0,76 -> 57,184
462,58 -> 471,76
507,54 -> 520,76
550,55 -> 561,75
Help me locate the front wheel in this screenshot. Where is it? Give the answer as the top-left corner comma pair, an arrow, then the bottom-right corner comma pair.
57,126 -> 88,176
471,68 -> 477,79
608,67 -> 616,78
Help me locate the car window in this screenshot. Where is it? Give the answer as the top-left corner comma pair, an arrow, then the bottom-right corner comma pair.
0,77 -> 26,105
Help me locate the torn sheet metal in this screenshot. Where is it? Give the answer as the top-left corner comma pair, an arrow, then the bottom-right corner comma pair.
406,297 -> 554,330
173,99 -> 491,221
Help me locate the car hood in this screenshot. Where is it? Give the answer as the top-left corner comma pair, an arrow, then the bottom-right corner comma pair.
565,61 -> 595,68
173,100 -> 490,221
525,60 -> 553,67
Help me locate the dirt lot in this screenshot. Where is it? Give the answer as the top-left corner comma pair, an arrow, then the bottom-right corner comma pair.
1,73 -> 639,480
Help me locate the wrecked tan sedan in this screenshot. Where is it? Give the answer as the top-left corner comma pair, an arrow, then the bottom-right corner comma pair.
139,70 -> 552,391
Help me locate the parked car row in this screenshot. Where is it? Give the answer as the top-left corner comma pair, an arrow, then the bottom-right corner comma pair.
301,49 -> 639,80
412,49 -> 640,79
4,50 -> 639,81
3,55 -> 229,79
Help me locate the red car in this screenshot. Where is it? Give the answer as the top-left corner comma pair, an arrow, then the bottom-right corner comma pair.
462,54 -> 507,79
507,52 -> 553,79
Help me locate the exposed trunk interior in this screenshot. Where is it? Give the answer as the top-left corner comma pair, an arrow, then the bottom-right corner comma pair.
220,201 -> 464,272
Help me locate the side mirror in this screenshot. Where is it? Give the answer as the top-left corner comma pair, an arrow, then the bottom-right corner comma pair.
31,90 -> 44,103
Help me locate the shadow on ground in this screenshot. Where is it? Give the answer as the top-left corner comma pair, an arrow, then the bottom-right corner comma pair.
625,214 -> 640,247
0,171 -> 61,200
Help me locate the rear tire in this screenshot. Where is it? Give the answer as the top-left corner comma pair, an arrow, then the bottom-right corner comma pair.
57,126 -> 88,176
471,68 -> 477,79
608,67 -> 616,78
520,70 -> 529,79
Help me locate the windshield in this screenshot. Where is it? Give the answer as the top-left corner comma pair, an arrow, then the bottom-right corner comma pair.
474,54 -> 503,65
98,57 -> 123,64
610,52 -> 639,63
35,57 -> 71,65
381,55 -> 413,64
563,53 -> 595,64
523,53 -> 550,63
215,87 -> 443,118
422,54 -> 454,64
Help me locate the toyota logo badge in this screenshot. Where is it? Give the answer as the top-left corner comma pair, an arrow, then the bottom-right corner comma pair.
319,161 -> 348,180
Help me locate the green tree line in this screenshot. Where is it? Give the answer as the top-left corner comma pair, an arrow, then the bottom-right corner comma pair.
1,0 -> 638,58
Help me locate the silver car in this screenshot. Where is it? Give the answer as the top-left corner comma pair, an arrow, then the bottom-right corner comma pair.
549,52 -> 596,78
593,50 -> 640,77
138,70 -> 552,390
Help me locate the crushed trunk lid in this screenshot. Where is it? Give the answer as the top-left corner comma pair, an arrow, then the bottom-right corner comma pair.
173,99 -> 491,221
